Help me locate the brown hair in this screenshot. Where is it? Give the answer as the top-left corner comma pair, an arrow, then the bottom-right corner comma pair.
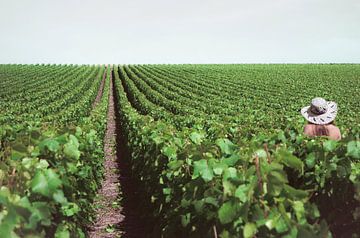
315,125 -> 329,136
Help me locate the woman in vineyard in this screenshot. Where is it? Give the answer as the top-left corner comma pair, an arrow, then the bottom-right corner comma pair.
301,97 -> 341,140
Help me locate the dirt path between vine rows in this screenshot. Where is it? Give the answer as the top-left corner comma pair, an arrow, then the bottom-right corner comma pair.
88,69 -> 124,238
88,68 -> 146,238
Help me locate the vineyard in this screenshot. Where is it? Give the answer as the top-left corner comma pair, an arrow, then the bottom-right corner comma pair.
0,64 -> 359,237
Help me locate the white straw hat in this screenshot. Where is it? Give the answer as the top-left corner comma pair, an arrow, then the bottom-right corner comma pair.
301,97 -> 337,125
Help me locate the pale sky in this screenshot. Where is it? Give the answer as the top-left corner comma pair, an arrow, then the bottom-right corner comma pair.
0,0 -> 359,64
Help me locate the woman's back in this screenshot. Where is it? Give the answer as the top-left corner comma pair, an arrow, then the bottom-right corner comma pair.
304,124 -> 341,140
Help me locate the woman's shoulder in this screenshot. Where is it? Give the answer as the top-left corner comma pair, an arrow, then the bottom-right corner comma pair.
304,124 -> 315,129
304,124 -> 316,131
303,124 -> 315,136
325,124 -> 342,140
325,124 -> 340,131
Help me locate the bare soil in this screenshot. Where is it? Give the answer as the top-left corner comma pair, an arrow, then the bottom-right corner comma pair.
88,68 -> 123,238
88,68 -> 147,238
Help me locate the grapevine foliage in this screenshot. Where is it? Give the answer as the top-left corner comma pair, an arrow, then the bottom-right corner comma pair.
0,64 -> 359,237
